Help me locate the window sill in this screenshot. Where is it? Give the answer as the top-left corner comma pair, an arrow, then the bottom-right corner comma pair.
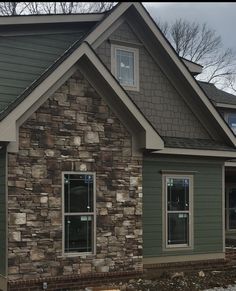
59,252 -> 94,258
121,84 -> 139,92
163,245 -> 194,252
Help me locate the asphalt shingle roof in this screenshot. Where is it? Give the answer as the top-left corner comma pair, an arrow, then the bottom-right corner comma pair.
198,81 -> 236,106
0,27 -> 91,114
164,136 -> 235,151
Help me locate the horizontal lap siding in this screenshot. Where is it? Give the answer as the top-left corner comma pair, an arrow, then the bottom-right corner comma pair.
143,156 -> 223,258
0,31 -> 86,112
0,149 -> 6,276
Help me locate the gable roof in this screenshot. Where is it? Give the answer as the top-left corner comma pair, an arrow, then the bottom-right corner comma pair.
0,40 -> 164,151
0,2 -> 236,153
0,30 -> 88,113
199,81 -> 236,107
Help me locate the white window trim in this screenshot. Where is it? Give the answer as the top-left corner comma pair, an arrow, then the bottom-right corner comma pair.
162,174 -> 194,251
225,183 -> 236,232
62,171 -> 96,257
111,43 -> 139,92
224,112 -> 236,135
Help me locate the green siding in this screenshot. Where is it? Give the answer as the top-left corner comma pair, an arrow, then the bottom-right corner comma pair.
143,155 -> 224,258
0,29 -> 88,113
0,148 -> 6,276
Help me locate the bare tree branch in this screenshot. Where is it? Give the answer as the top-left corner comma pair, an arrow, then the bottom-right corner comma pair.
156,17 -> 236,92
0,2 -> 116,15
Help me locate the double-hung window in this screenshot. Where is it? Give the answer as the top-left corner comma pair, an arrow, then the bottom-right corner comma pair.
163,174 -> 193,249
63,173 -> 95,255
111,44 -> 139,91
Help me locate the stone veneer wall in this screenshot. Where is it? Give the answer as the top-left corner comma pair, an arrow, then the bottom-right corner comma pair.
96,21 -> 211,140
7,70 -> 143,282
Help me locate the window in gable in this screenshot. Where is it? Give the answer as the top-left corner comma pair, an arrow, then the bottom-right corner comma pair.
225,112 -> 236,134
111,44 -> 139,91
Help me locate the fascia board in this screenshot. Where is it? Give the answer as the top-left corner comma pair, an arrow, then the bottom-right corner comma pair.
216,103 -> 236,109
154,147 -> 236,158
0,14 -> 104,25
131,3 -> 236,147
182,59 -> 203,75
85,2 -> 133,46
0,43 -> 87,142
0,42 -> 163,151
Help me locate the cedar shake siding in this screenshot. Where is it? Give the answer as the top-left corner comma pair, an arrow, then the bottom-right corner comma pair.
96,21 -> 211,140
7,70 -> 142,282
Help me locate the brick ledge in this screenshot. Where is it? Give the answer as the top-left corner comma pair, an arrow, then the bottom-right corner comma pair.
8,270 -> 142,287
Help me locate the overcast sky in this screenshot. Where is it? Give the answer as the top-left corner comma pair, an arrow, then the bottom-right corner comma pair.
143,2 -> 236,52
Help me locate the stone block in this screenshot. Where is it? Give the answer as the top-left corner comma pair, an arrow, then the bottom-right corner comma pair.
45,149 -> 55,157
74,136 -> 81,146
15,180 -> 26,188
124,207 -> 135,216
40,196 -> 48,204
32,165 -> 47,179
80,263 -> 92,274
9,231 -> 21,242
116,191 -> 129,202
49,197 -> 61,208
30,249 -> 45,261
9,213 -> 26,225
84,132 -> 99,143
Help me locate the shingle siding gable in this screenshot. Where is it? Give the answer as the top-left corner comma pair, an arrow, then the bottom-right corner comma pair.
96,21 -> 211,140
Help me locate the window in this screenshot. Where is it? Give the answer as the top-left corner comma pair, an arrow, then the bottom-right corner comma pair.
225,112 -> 236,134
111,44 -> 139,91
63,173 -> 95,255
225,186 -> 236,230
163,175 -> 193,249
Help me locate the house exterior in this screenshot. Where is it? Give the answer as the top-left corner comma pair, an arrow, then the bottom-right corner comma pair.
0,2 -> 236,291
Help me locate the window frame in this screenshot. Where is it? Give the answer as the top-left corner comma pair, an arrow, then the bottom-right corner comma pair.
62,171 -> 96,257
224,112 -> 236,134
225,184 -> 236,231
162,173 -> 194,251
111,44 -> 139,92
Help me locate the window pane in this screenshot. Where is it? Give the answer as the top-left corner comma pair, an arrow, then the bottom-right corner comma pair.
64,215 -> 92,253
167,178 -> 189,211
168,213 -> 189,245
64,174 -> 93,213
116,49 -> 134,86
229,188 -> 236,229
228,114 -> 236,134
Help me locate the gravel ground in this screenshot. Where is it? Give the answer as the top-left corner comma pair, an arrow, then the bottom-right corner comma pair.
77,267 -> 236,291
204,286 -> 236,291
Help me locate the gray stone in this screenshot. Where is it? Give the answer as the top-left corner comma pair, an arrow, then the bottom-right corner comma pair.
32,165 -> 47,179
84,132 -> 99,143
9,231 -> 21,242
9,213 -> 26,225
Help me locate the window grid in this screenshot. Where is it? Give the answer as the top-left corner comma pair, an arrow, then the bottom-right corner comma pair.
62,172 -> 96,256
163,174 -> 193,250
111,44 -> 139,91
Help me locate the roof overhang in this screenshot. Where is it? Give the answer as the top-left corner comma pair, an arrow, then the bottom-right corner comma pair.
153,147 -> 236,159
0,42 -> 163,152
0,13 -> 104,26
182,58 -> 203,76
130,3 -> 236,147
215,102 -> 236,109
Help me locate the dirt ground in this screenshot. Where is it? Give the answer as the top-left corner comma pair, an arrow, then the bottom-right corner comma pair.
79,267 -> 236,291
